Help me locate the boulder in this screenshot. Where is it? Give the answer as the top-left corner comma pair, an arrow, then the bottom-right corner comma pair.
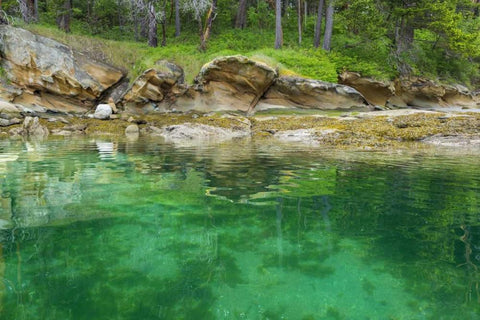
21,116 -> 49,137
121,61 -> 185,111
125,124 -> 140,135
0,118 -> 10,127
93,104 -> 112,120
0,117 -> 21,127
258,77 -> 372,111
0,100 -> 20,118
338,71 -> 394,106
191,55 -> 277,113
0,25 -> 124,112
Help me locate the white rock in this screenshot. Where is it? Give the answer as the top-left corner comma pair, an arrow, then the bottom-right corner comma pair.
93,104 -> 112,120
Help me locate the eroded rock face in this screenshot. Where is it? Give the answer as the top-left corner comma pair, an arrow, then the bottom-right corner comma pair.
121,61 -> 185,112
389,78 -> 447,109
189,56 -> 277,112
0,25 -> 124,113
442,84 -> 478,108
339,72 -> 479,109
389,77 -> 479,109
338,72 -> 394,106
259,77 -> 372,111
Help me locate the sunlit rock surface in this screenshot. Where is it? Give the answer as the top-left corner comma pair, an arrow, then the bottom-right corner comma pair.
0,25 -> 124,113
259,76 -> 372,111
339,72 -> 479,109
338,71 -> 395,107
121,61 -> 185,112
183,55 -> 277,113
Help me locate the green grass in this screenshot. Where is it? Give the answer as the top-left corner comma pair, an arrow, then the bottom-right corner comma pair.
22,22 -> 391,84
20,18 -> 479,87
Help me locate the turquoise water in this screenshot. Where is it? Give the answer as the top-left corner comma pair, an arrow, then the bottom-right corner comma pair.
0,138 -> 480,319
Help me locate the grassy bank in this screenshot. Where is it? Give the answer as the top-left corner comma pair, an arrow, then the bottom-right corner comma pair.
22,22 -> 392,84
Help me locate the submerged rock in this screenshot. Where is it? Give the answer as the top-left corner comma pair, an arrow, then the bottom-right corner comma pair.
125,124 -> 139,135
259,76 -> 372,111
274,129 -> 320,145
422,134 -> 480,147
160,123 -> 250,143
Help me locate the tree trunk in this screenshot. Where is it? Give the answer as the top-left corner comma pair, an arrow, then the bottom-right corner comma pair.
235,0 -> 247,29
147,1 -> 158,47
275,0 -> 282,49
175,0 -> 180,36
322,0 -> 334,51
18,0 -> 36,23
33,0 -> 38,21
297,0 -> 302,45
394,16 -> 414,76
0,0 -> 7,25
199,0 -> 217,51
56,0 -> 72,33
313,0 -> 324,48
117,0 -> 123,30
161,22 -> 167,46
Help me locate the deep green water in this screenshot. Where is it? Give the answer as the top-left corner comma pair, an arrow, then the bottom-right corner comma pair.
0,138 -> 480,319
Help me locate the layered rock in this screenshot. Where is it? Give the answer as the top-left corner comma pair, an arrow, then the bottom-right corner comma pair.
185,56 -> 277,113
0,25 -> 124,113
338,72 -> 394,106
388,78 -> 447,109
340,72 -> 479,109
258,77 -> 372,111
391,78 -> 479,109
121,60 -> 185,112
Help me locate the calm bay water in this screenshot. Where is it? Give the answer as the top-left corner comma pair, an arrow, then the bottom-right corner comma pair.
0,138 -> 479,319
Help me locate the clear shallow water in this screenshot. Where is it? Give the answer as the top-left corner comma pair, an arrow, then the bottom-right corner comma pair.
0,138 -> 479,319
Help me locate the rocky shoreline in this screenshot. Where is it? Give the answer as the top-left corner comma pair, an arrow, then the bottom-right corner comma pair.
1,109 -> 479,149
0,25 -> 479,149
